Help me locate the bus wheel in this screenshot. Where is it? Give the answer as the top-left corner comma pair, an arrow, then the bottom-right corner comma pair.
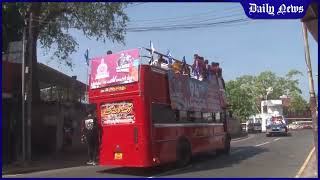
217,135 -> 231,155
176,139 -> 191,168
223,136 -> 231,154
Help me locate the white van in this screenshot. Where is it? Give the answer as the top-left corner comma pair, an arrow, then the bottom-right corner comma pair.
246,116 -> 262,133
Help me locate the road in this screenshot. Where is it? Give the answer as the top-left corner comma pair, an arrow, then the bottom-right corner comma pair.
3,130 -> 314,178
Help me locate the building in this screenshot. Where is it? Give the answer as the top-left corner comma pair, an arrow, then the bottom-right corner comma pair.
261,100 -> 283,115
2,41 -> 88,165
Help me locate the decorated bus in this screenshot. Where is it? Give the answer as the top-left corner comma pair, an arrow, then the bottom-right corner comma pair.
88,48 -> 231,167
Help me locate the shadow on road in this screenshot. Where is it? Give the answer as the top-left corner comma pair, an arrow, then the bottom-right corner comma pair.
98,146 -> 268,177
2,148 -> 88,175
97,166 -> 169,177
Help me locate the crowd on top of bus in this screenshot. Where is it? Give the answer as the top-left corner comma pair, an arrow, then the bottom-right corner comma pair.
149,53 -> 223,81
106,49 -> 223,82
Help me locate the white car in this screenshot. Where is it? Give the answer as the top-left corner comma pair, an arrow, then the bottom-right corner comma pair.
288,123 -> 299,130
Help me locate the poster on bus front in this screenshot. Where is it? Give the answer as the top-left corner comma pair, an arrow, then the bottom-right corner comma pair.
100,101 -> 135,125
90,49 -> 140,89
168,71 -> 222,112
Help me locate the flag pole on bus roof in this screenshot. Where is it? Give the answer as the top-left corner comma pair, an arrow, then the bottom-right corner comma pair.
149,41 -> 155,64
167,50 -> 173,65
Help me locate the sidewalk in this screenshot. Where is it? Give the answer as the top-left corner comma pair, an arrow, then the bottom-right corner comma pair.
2,147 -> 88,175
3,132 -> 248,176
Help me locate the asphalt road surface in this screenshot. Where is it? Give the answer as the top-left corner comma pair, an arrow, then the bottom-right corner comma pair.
3,130 -> 314,178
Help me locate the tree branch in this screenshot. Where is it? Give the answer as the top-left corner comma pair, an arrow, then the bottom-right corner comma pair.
39,6 -> 72,32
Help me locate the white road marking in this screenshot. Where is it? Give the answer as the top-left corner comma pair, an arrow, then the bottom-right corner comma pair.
254,141 -> 270,147
3,174 -> 23,177
295,147 -> 315,178
231,134 -> 254,143
148,165 -> 192,178
273,138 -> 281,142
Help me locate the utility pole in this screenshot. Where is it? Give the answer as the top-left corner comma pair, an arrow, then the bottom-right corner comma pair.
21,27 -> 26,162
84,48 -> 90,108
302,22 -> 318,159
26,12 -> 33,161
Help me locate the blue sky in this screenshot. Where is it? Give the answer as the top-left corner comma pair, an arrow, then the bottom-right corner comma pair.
37,2 -> 318,100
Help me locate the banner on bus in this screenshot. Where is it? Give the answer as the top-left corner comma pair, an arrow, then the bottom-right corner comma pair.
100,101 -> 135,125
90,49 -> 140,89
168,71 -> 222,112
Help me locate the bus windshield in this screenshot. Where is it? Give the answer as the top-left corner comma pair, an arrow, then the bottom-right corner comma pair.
90,49 -> 140,89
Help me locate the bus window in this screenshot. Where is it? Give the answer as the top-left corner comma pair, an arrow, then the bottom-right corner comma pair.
179,111 -> 188,122
215,112 -> 221,123
203,112 -> 213,122
221,111 -> 226,122
188,111 -> 202,122
212,113 -> 216,122
151,103 -> 176,123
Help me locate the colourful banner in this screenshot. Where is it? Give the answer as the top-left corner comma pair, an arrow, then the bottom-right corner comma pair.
168,71 -> 222,113
90,49 -> 140,89
100,101 -> 135,125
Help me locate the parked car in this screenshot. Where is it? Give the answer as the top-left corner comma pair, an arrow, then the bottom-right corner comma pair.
241,123 -> 247,132
300,121 -> 313,129
288,123 -> 299,130
247,122 -> 262,133
288,121 -> 313,130
253,122 -> 262,133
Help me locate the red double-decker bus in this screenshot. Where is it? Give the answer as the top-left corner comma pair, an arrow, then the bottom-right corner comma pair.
88,48 -> 231,167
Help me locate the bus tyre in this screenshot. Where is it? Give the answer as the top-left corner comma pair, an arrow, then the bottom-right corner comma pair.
176,139 -> 191,168
224,136 -> 231,155
217,136 -> 231,155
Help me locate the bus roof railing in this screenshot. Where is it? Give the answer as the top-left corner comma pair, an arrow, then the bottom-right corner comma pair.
143,47 -> 193,68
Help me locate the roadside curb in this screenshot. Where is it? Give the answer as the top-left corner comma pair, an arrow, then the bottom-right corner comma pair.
2,159 -> 86,175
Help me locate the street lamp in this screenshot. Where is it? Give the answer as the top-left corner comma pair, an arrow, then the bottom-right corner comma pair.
266,87 -> 273,100
265,87 -> 273,114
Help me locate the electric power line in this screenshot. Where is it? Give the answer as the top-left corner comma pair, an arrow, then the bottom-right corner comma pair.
124,3 -> 147,9
128,5 -> 239,23
28,8 -> 254,33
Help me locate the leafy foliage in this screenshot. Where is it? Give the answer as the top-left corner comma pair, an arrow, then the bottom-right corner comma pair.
226,70 -> 306,121
4,2 -> 129,67
287,91 -> 308,113
2,3 -> 25,52
226,78 -> 256,123
2,2 -> 130,102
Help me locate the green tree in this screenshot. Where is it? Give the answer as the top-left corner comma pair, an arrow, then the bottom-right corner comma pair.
226,78 -> 257,122
2,2 -> 130,103
2,3 -> 25,52
287,92 -> 309,113
225,69 -> 304,121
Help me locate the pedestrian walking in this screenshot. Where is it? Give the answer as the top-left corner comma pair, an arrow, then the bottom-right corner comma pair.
81,111 -> 99,165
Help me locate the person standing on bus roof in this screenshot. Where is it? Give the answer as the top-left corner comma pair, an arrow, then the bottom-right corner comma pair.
81,111 -> 99,165
192,55 -> 201,79
203,59 -> 210,80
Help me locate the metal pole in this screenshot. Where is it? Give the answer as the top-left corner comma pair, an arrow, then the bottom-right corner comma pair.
302,22 -> 318,159
86,63 -> 89,104
85,48 -> 89,108
265,94 -> 268,114
21,27 -> 26,162
27,12 -> 33,161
